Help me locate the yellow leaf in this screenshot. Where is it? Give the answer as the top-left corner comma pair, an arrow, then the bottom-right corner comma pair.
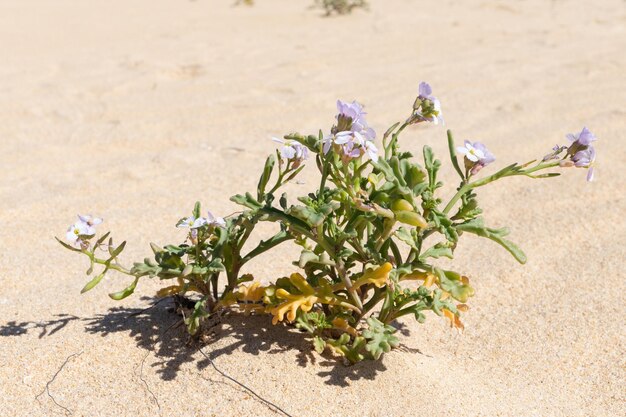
353,263 -> 392,289
156,285 -> 182,297
270,289 -> 318,324
443,308 -> 464,330
236,281 -> 266,302
332,317 -> 357,337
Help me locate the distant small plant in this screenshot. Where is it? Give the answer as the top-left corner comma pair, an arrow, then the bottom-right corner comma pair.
315,0 -> 368,15
59,82 -> 596,363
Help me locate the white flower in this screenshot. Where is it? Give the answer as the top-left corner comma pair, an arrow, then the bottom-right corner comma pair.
457,141 -> 486,162
271,138 -> 309,163
178,216 -> 207,229
178,211 -> 225,231
66,221 -> 91,247
206,211 -> 226,228
364,140 -> 379,162
78,214 -> 103,229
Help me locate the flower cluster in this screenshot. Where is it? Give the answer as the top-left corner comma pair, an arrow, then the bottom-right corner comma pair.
59,82 -> 596,363
323,100 -> 378,162
408,82 -> 444,125
544,127 -> 598,181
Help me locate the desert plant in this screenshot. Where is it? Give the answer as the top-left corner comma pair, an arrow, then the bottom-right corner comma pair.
58,82 -> 596,362
314,0 -> 368,15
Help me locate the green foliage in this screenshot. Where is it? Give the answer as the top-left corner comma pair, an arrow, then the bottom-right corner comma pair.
362,318 -> 400,360
58,91 -> 576,364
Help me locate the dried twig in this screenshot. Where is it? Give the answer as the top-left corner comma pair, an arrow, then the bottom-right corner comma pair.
36,351 -> 83,415
197,346 -> 293,417
135,317 -> 184,414
126,297 -> 171,320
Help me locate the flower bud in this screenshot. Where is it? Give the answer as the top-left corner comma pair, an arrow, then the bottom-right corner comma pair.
559,160 -> 575,168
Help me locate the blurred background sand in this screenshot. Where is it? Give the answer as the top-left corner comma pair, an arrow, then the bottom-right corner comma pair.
0,0 -> 625,415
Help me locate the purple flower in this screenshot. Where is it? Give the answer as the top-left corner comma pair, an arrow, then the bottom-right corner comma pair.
572,146 -> 596,182
418,82 -> 435,101
457,140 -> 495,174
325,99 -> 378,163
567,127 -> 597,147
272,137 -> 309,165
410,82 -> 444,125
341,141 -> 362,162
336,100 -> 367,130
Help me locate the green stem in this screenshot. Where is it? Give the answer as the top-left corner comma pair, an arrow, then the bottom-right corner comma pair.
442,160 -> 561,215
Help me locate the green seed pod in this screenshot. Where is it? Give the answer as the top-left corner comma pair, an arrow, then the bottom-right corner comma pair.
395,210 -> 428,228
391,198 -> 414,212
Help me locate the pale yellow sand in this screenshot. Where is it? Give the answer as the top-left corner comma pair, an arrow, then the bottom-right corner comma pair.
1,0 -> 625,416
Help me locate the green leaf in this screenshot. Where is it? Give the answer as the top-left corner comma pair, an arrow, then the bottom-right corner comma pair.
313,336 -> 326,354
94,231 -> 111,248
394,227 -> 418,250
193,201 -> 201,218
55,237 -> 82,252
419,242 -> 454,261
257,154 -> 276,200
434,268 -> 474,302
230,192 -> 263,210
108,277 -> 139,300
109,241 -> 126,259
447,130 -> 465,180
185,298 -> 210,335
287,205 -> 325,227
362,317 -> 400,360
206,258 -> 225,273
456,218 -> 527,264
242,230 -> 291,263
81,272 -> 106,294
423,145 -> 442,191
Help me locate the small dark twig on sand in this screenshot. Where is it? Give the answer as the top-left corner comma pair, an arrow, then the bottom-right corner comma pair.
36,351 -> 83,415
197,346 -> 293,417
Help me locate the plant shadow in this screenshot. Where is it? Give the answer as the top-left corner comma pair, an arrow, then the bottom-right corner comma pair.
0,296 -> 401,386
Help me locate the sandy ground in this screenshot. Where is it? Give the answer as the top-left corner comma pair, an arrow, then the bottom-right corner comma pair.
0,0 -> 625,416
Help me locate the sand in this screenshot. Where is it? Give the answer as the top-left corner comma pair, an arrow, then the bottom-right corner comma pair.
0,0 -> 625,415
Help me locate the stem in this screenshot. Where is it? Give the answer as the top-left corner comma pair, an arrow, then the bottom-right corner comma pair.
375,220 -> 395,251
92,257 -> 132,275
442,160 -> 561,215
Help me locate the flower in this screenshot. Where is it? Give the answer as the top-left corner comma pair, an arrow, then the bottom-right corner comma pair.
563,127 -> 597,182
66,221 -> 92,247
325,99 -> 378,162
65,214 -> 102,247
206,211 -> 226,228
567,127 -> 597,147
78,214 -> 103,229
572,145 -> 596,181
363,140 -> 379,162
178,216 -> 207,229
178,211 -> 225,230
457,140 -> 495,175
271,137 -> 309,166
336,100 -> 368,132
410,82 -> 444,125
